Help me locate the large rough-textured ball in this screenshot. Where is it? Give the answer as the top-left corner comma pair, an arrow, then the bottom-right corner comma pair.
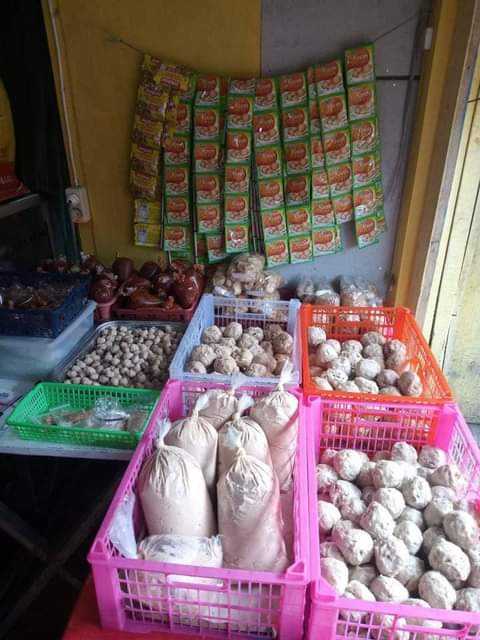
316,342 -> 338,366
418,571 -> 457,610
223,321 -> 243,340
372,461 -> 404,489
308,326 -> 327,347
374,488 -> 405,519
430,464 -> 466,491
340,580 -> 376,622
424,497 -> 454,527
423,526 -> 447,555
376,369 -> 400,389
201,325 -> 223,344
397,506 -> 425,531
336,528 -> 374,566
355,358 -> 382,380
361,331 -> 386,347
374,536 -> 409,577
402,476 -> 432,509
394,521 -> 423,555
396,555 -> 425,593
329,480 -> 362,508
320,557 -> 349,595
354,377 -> 379,394
370,576 -> 409,602
318,500 -> 342,534
443,510 -> 479,550
349,564 -> 377,586
398,371 -> 423,397
333,450 -> 368,482
418,445 -> 447,470
428,538 -> 471,582
391,442 -> 418,465
320,541 -> 344,562
316,464 -> 339,492
360,501 -> 395,540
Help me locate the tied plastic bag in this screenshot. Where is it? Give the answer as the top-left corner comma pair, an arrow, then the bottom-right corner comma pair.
296,277 -> 315,303
198,372 -> 245,429
218,394 -> 271,477
87,397 -> 130,430
138,420 -> 216,537
218,446 -> 289,572
250,361 -> 299,491
164,395 -> 218,494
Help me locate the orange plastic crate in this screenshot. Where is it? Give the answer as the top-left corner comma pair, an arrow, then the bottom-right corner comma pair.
300,304 -> 452,404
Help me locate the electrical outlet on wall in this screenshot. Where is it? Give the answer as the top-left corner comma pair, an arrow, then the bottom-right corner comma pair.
66,186 -> 90,223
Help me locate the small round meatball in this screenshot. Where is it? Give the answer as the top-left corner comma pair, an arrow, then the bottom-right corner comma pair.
379,386 -> 402,396
402,476 -> 432,509
244,363 -> 268,377
384,339 -> 407,358
223,321 -> 243,340
397,506 -> 425,531
429,538 -> 471,582
357,461 -> 376,488
424,497 -> 454,527
455,588 -> 480,620
272,331 -> 293,355
394,521 -> 422,557
343,339 -> 363,354
374,536 -> 409,577
336,381 -> 360,393
396,555 -> 425,593
418,445 -> 447,470
376,369 -> 400,389
423,526 -> 447,554
313,377 -> 334,391
354,377 -> 379,394
372,614 -> 409,640
235,348 -> 254,370
341,349 -> 363,368
260,340 -> 273,354
332,519 -> 355,543
349,564 -> 377,586
419,571 -> 457,610
430,464 -> 465,491
340,581 -> 376,622
213,356 -> 239,375
431,485 -> 456,501
398,371 -> 423,397
246,326 -> 263,342
325,339 -> 341,354
191,344 -> 216,367
371,576 -> 409,602
316,343 -> 338,366
201,325 -> 223,344
320,541 -> 344,561
329,480 -> 362,508
327,356 -> 352,377
372,461 -> 404,489
318,500 -> 341,534
316,464 -> 339,492
321,558 -> 349,595
340,497 -> 367,524
391,442 -> 418,465
360,502 -> 395,540
237,334 -> 258,350
326,368 -> 349,389
443,510 -> 479,550
321,448 -> 337,465
186,360 -> 207,374
355,358 -> 381,380
333,450 -> 367,482
361,331 -> 386,347
399,463 -> 418,487
252,351 -> 276,373
374,488 -> 405,520
308,326 -> 327,347
385,352 -> 407,374
363,343 -> 384,360
336,528 -> 374,566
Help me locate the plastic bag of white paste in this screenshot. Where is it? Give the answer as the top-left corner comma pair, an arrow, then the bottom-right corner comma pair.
218,394 -> 272,477
218,447 -> 289,572
164,395 -> 218,494
250,361 -> 299,491
198,373 -> 245,430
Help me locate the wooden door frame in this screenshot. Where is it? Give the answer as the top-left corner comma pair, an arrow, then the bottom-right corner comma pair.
391,0 -> 480,324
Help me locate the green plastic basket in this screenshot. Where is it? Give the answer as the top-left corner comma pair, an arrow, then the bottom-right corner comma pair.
7,382 -> 160,449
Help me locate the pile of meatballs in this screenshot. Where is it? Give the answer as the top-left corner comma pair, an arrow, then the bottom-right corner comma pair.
308,328 -> 423,397
317,442 -> 480,630
185,322 -> 294,378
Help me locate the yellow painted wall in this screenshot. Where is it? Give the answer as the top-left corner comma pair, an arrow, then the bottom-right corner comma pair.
43,0 -> 261,265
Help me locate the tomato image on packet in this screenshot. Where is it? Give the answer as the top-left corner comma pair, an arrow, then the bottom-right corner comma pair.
224,164 -> 250,193
327,162 -> 353,197
332,193 -> 354,224
224,194 -> 249,223
312,226 -> 342,256
194,141 -> 221,173
310,137 -> 325,169
164,166 -> 190,196
282,106 -> 309,141
345,44 -> 375,85
229,78 -> 256,95
196,203 -> 223,233
258,178 -> 284,210
309,99 -> 321,135
265,238 -> 289,267
312,168 -> 330,199
355,214 -> 378,248
164,136 -> 190,165
280,72 -> 307,108
253,112 -> 281,146
206,233 -> 227,263
284,140 -> 311,175
352,150 -> 381,187
194,107 -> 220,139
312,198 -> 335,227
225,224 -> 250,253
318,94 -> 348,132
163,225 -> 192,252
350,117 -> 379,155
347,83 -> 376,120
261,209 -> 287,240
315,59 -> 345,96
195,173 -> 221,202
323,128 -> 351,165
254,78 -> 279,112
286,205 -> 311,236
289,234 -> 313,264
227,96 -> 253,129
255,145 -> 283,179
195,75 -> 221,105
285,174 -> 310,206
226,130 -> 252,163
165,195 -> 190,224
175,102 -> 192,134
353,181 -> 384,219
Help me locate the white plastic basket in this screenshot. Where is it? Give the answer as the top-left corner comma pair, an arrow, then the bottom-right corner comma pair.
169,294 -> 301,386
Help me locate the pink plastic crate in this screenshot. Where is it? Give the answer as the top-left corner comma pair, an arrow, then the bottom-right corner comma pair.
88,379 -> 310,639
306,395 -> 480,640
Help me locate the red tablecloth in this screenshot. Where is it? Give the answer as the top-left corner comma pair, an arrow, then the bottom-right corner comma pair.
63,579 -> 190,640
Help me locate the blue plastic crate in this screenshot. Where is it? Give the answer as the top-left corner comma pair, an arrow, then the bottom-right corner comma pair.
0,272 -> 90,338
169,293 -> 301,386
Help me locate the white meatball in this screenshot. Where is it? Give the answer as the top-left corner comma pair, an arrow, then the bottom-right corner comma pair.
316,464 -> 339,492
418,446 -> 447,470
397,506 -> 425,531
374,488 -> 405,519
443,510 -> 479,550
363,343 -> 384,359
402,476 -> 432,509
468,549 -> 480,587
362,486 -> 376,505
223,321 -> 243,340
430,464 -> 466,491
329,480 -> 362,508
357,461 -> 376,488
360,502 -> 395,540
316,342 -> 338,366
340,497 -> 367,524
394,521 -> 423,555
318,500 -> 341,534
186,360 -> 207,374
374,536 -> 409,577
419,571 -> 457,610
213,356 -> 239,375
340,580 -> 376,622
313,377 -> 334,391
349,564 -> 377,586
379,386 -> 402,396
371,576 -> 409,602
391,442 -> 418,465
372,614 -> 409,640
354,377 -> 380,394
455,588 -> 480,615
343,339 -> 363,353
372,461 -> 404,489
341,350 -> 363,368
201,325 -> 222,344
246,326 -> 263,342
423,526 -> 447,555
429,538 -> 471,582
355,358 -> 381,380
325,338 -> 341,354
320,541 -> 344,561
333,450 -> 368,482
191,344 -> 216,367
331,519 -> 355,543
384,339 -> 407,359
336,528 -> 374,566
320,448 -> 337,465
308,326 -> 326,347
325,367 -> 349,389
402,598 -> 443,633
336,381 -> 361,393
320,558 -> 349,595
327,356 -> 352,377
396,555 -> 425,593
424,497 -> 454,527
376,369 -> 400,389
361,331 -> 386,347
431,485 -> 456,501
398,371 -> 423,397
